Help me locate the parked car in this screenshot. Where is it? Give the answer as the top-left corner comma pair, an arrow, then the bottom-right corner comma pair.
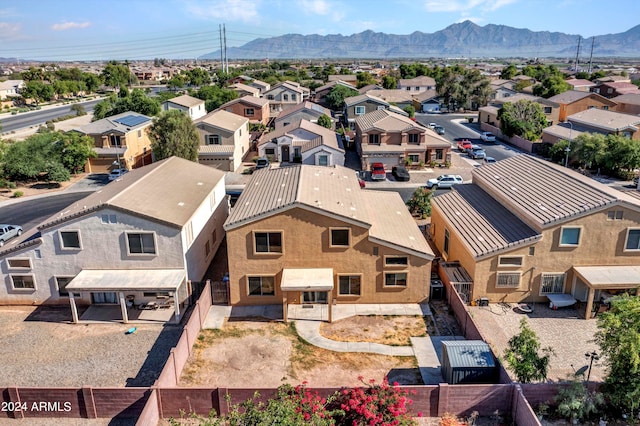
457,139 -> 473,152
469,145 -> 486,159
255,157 -> 270,169
434,125 -> 445,135
108,168 -> 129,181
426,174 -> 463,189
0,224 -> 23,246
370,162 -> 386,181
392,166 -> 410,182
480,132 -> 496,142
483,156 -> 497,164
428,122 -> 437,130
355,171 -> 366,188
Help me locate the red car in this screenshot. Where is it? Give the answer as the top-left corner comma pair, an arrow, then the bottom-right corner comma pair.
456,139 -> 473,152
370,162 -> 386,181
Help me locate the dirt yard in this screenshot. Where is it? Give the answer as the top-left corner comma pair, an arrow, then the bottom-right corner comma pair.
319,315 -> 428,345
0,173 -> 88,200
180,319 -> 422,388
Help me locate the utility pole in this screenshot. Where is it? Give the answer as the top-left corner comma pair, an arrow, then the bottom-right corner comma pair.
588,37 -> 595,74
219,24 -> 224,73
223,24 -> 228,74
574,36 -> 581,73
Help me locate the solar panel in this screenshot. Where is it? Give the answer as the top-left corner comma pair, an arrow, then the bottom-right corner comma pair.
114,114 -> 149,127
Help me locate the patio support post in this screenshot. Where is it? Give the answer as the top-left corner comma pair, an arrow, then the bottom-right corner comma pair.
173,291 -> 181,321
585,287 -> 595,319
119,292 -> 129,324
327,291 -> 332,323
69,294 -> 79,324
283,292 -> 288,323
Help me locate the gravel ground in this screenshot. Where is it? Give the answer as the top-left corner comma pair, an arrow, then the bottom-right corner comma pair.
0,306 -> 182,387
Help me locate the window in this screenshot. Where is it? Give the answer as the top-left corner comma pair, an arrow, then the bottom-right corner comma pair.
528,246 -> 535,256
11,275 -> 35,290
244,108 -> 254,116
7,258 -> 31,269
408,133 -> 419,144
607,211 -> 623,220
369,134 -> 380,145
496,272 -> 521,288
385,256 -> 408,266
265,148 -> 275,155
377,106 -> 386,110
330,229 -> 350,247
127,232 -> 157,255
385,272 -> 407,287
602,106 -> 609,110
318,155 -> 329,166
339,275 -> 361,295
186,222 -> 194,246
212,229 -> 217,245
207,135 -> 221,145
435,149 -> 444,160
205,240 -> 211,257
34,249 -> 42,259
408,154 -> 420,163
291,94 -> 297,101
267,94 -> 274,100
60,231 -> 81,249
559,227 -> 581,246
110,134 -> 121,147
540,273 -> 565,294
414,86 -> 420,91
406,87 -> 410,91
498,256 -> 523,267
101,214 -> 117,224
254,232 -> 283,253
443,229 -> 450,255
543,107 -> 552,114
355,106 -> 365,115
56,276 -> 74,297
625,229 -> 640,251
248,276 -> 275,296
283,94 -> 289,101
137,130 -> 142,138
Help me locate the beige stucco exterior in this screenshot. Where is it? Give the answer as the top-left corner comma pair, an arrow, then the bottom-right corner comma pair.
556,95 -> 617,122
226,207 -> 431,307
85,127 -> 153,173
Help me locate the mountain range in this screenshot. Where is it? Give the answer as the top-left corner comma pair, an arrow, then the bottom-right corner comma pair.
202,21 -> 640,60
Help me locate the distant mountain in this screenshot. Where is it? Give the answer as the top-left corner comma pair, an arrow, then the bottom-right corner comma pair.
201,21 -> 640,59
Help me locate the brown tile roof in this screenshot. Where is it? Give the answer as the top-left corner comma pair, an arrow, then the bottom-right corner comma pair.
367,89 -> 414,103
224,165 -> 433,258
565,79 -> 596,88
344,93 -> 388,107
611,93 -> 640,105
548,90 -> 612,105
77,111 -> 152,135
229,82 -> 260,96
220,95 -> 269,109
355,109 -> 418,132
164,94 -> 204,108
194,109 -> 248,132
275,101 -> 331,121
413,89 -> 439,102
259,119 -> 342,152
568,108 -> 640,132
38,157 -> 225,229
398,76 -> 436,87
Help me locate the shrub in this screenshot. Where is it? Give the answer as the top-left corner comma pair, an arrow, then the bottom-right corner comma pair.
7,182 -> 16,189
555,380 -> 604,423
12,191 -> 23,198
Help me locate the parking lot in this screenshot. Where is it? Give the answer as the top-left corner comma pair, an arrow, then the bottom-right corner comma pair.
0,306 -> 181,387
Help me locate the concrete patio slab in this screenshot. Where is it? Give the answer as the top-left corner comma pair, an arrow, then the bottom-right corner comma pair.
80,305 -> 177,324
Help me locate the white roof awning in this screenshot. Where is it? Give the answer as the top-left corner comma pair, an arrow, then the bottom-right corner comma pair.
574,265 -> 640,289
66,269 -> 185,292
281,268 -> 334,292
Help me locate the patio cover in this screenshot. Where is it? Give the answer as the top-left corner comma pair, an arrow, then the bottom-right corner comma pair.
573,265 -> 640,290
280,268 -> 334,292
66,269 -> 185,292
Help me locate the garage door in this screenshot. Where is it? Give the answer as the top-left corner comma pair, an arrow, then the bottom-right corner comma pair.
375,156 -> 403,170
88,158 -> 116,173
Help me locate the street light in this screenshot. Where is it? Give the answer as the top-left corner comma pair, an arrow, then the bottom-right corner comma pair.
564,121 -> 573,168
585,351 -> 599,382
564,146 -> 571,167
110,133 -> 121,169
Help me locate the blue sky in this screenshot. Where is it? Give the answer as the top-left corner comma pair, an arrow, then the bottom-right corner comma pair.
1,0 -> 638,60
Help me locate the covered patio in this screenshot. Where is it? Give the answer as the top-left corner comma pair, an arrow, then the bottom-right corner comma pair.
573,265 -> 640,319
65,269 -> 186,324
281,268 -> 334,323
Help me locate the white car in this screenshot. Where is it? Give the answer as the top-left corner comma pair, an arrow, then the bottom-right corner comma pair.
480,132 -> 496,142
428,122 -> 437,130
108,168 -> 129,181
0,224 -> 23,246
426,174 -> 463,189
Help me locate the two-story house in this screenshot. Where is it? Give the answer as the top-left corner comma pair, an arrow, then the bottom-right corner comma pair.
161,94 -> 206,120
565,78 -> 596,92
258,119 -> 344,166
591,82 -> 640,99
76,111 -> 153,172
274,101 -> 334,129
397,76 -> 436,93
430,155 -> 640,318
223,164 -> 434,322
228,82 -> 261,98
247,78 -> 270,95
313,80 -> 356,108
547,90 -> 617,122
365,89 -> 415,110
0,156 -> 227,323
355,109 -> 450,170
194,110 -> 250,171
612,93 -> 640,115
219,95 -> 270,126
0,79 -> 24,100
343,93 -> 408,130
263,81 -> 308,117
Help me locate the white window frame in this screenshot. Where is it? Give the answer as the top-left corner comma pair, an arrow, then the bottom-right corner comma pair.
59,230 -> 82,250
607,210 -> 623,221
539,273 -> 565,295
355,106 -> 366,115
247,275 -> 276,296
329,228 -> 350,247
55,275 -> 75,297
384,272 -> 408,287
317,154 -> 329,166
498,255 -> 524,267
559,226 -> 582,247
496,272 -> 521,288
338,274 -> 362,296
244,108 -> 255,116
126,232 -> 158,256
101,214 -> 117,224
377,105 -> 386,110
7,258 -> 32,270
624,228 -> 640,252
10,274 -> 36,290
384,256 -> 408,267
408,133 -> 419,144
207,135 -> 221,145
369,134 -> 380,145
253,231 -> 284,254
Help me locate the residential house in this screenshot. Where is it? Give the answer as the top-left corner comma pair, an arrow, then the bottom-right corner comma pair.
593,75 -> 631,85
366,89 -> 415,110
548,90 -> 618,122
228,82 -> 261,98
76,111 -> 153,173
223,164 -> 434,321
430,155 -> 640,318
397,76 -> 436,94
313,80 -> 356,108
355,109 -> 450,170
247,78 -> 270,95
0,79 -> 24,100
258,119 -> 344,166
566,109 -> 640,140
194,110 -> 250,171
328,74 -> 358,84
612,93 -> 640,115
219,95 -> 270,126
413,89 -> 441,113
565,79 -> 596,92
343,93 -> 408,130
0,156 -> 228,323
489,79 -> 517,101
263,81 -> 308,116
591,82 -> 640,99
161,94 -> 206,120
274,101 -> 334,129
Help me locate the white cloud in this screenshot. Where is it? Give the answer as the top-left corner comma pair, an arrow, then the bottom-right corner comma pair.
51,21 -> 91,31
301,0 -> 331,15
456,16 -> 483,24
0,21 -> 22,38
425,0 -> 515,13
186,0 -> 260,23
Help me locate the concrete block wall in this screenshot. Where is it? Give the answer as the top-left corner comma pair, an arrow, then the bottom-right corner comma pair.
437,384 -> 513,417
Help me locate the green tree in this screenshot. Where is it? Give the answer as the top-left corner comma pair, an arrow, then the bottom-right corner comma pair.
504,318 -> 554,383
382,75 -> 397,89
325,84 -> 358,111
92,89 -> 160,120
603,134 -> 640,173
317,114 -> 332,129
101,61 -> 135,90
555,379 -> 605,423
403,105 -> 415,118
2,132 -> 73,183
406,187 -> 433,219
533,75 -> 571,98
500,64 -> 518,80
497,100 -> 548,141
194,85 -> 238,112
167,74 -> 186,90
514,79 -> 533,92
149,110 -> 200,162
54,132 -> 97,174
595,295 -> 640,418
547,139 -> 570,164
356,72 -> 377,89
573,132 -> 607,169
185,68 -> 210,87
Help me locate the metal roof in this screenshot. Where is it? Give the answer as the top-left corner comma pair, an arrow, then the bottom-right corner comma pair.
163,94 -> 204,108
442,340 -> 495,368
